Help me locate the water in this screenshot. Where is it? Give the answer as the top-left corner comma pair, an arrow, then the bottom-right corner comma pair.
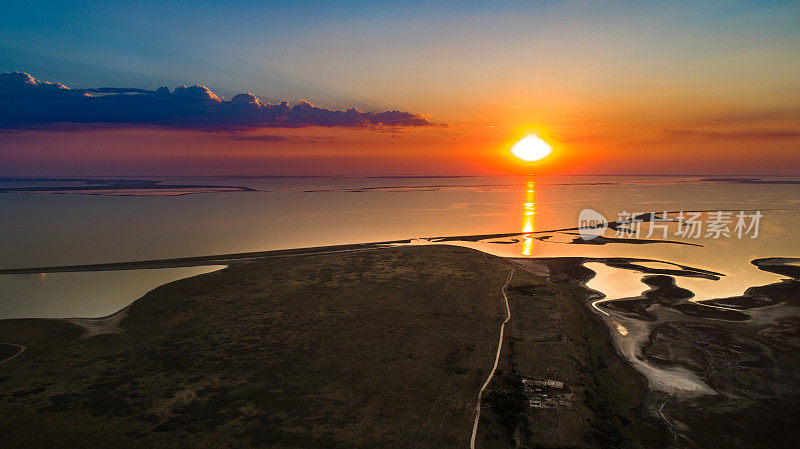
0,267 -> 222,319
1,175 -> 799,318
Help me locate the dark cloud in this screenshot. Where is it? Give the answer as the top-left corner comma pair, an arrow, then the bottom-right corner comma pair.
79,87 -> 155,94
692,109 -> 800,127
223,133 -> 335,143
661,128 -> 800,142
226,134 -> 289,142
0,71 -> 436,130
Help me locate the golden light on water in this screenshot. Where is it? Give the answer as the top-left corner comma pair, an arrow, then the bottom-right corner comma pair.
521,178 -> 536,256
510,135 -> 552,162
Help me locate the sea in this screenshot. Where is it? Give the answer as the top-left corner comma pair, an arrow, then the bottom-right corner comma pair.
2,175 -> 799,319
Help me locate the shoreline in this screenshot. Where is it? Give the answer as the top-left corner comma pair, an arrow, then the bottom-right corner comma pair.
59,305 -> 133,338
1,243 -> 797,447
5,242 -> 797,344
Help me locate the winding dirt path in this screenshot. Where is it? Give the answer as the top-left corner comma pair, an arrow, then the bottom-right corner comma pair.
470,267 -> 514,449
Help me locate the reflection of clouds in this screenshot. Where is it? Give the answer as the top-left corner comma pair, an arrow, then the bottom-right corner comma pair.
261,176 -> 800,198
446,203 -> 509,210
466,213 -> 507,218
279,202 -> 511,219
287,183 -> 522,193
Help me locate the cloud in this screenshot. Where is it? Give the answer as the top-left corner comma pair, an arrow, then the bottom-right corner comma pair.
223,133 -> 335,143
661,128 -> 800,142
0,71 -> 436,131
226,134 -> 289,142
692,109 -> 800,127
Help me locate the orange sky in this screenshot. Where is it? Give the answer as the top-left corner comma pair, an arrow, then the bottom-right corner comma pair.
1,1 -> 799,176
3,115 -> 798,176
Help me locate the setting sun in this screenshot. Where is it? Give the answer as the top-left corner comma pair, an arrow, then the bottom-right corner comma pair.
510,135 -> 553,162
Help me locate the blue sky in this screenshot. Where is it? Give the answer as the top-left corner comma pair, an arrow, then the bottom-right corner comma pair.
3,0 -> 798,113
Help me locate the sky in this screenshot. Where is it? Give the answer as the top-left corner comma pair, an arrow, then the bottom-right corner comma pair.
1,0 -> 799,176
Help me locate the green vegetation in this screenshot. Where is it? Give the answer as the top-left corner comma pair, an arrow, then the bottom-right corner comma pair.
477,259 -> 669,449
0,245 -> 516,448
0,343 -> 19,361
481,372 -> 529,447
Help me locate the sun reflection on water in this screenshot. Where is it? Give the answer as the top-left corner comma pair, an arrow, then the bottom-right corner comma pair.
521,177 -> 536,256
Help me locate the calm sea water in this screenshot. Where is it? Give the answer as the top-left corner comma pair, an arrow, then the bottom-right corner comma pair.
1,175 -> 799,318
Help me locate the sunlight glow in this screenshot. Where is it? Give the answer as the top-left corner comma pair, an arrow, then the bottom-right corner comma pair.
521,178 -> 535,256
510,135 -> 552,162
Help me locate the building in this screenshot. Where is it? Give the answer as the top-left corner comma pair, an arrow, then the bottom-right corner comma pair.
522,378 -> 564,389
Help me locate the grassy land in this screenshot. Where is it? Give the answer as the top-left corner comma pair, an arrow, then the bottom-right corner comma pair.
0,245 -> 517,448
476,258 -> 669,449
0,343 -> 22,361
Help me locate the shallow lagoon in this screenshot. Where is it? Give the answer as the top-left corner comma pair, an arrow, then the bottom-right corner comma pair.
1,175 -> 799,318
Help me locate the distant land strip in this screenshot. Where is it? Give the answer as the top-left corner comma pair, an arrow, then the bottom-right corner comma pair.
1,211 -> 741,274
0,240 -> 416,274
0,177 -> 259,194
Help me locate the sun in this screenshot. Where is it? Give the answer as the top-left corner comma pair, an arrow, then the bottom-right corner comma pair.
510,135 -> 552,162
